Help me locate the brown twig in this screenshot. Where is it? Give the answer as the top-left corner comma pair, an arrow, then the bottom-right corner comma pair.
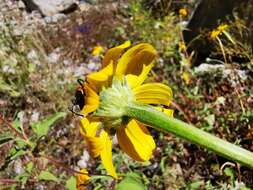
41,155 -> 113,178
0,178 -> 18,184
41,155 -> 87,175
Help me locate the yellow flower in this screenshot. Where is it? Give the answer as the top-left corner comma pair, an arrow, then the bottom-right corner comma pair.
182,71 -> 190,85
217,24 -> 228,32
92,45 -> 103,56
179,8 -> 187,17
210,29 -> 221,39
178,41 -> 187,52
78,41 -> 173,178
210,24 -> 228,40
76,169 -> 90,190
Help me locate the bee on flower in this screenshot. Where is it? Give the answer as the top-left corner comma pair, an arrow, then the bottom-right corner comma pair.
76,41 -> 173,178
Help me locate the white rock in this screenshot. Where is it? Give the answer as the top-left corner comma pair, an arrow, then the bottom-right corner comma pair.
44,13 -> 66,23
31,111 -> 40,122
73,65 -> 89,77
79,2 -> 92,12
87,62 -> 97,71
18,0 -> 26,9
77,159 -> 88,168
195,63 -> 248,87
47,48 -> 61,64
82,150 -> 90,162
27,49 -> 38,61
24,0 -> 77,16
194,63 -> 225,74
77,150 -> 90,168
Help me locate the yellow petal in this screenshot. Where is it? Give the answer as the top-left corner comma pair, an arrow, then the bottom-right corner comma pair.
154,107 -> 174,117
116,119 -> 155,162
81,84 -> 99,114
84,135 -> 104,158
116,43 -> 157,76
133,83 -> 173,106
87,62 -> 114,92
102,41 -> 131,68
99,131 -> 118,178
80,118 -> 99,136
79,118 -> 103,158
76,169 -> 90,190
79,119 -> 117,178
126,63 -> 154,89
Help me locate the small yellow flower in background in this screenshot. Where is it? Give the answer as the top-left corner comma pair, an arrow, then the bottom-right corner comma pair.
178,41 -> 187,52
78,41 -> 173,178
91,45 -> 103,56
182,71 -> 191,85
210,29 -> 221,39
217,24 -> 228,32
179,8 -> 187,17
76,169 -> 90,190
210,24 -> 229,40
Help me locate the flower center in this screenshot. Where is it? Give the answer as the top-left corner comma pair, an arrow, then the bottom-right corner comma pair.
94,77 -> 135,121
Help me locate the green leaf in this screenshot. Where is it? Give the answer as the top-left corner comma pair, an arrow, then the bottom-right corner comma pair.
186,180 -> 204,190
10,149 -> 27,160
224,167 -> 235,181
65,176 -> 77,190
38,171 -> 59,182
15,138 -> 28,148
223,31 -> 236,45
26,162 -> 34,173
204,114 -> 215,126
14,174 -> 29,187
0,133 -> 14,144
12,112 -> 22,133
240,186 -> 251,190
31,112 -> 66,138
0,78 -> 20,97
116,173 -> 146,190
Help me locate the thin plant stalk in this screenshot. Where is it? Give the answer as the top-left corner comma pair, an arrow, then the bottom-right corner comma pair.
126,103 -> 253,168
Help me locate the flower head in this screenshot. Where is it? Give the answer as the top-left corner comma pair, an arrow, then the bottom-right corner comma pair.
210,24 -> 228,39
77,41 -> 173,178
178,41 -> 187,52
217,24 -> 228,32
92,45 -> 103,56
179,8 -> 188,17
76,169 -> 90,190
182,71 -> 191,85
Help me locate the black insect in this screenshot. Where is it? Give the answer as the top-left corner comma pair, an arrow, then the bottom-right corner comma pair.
69,79 -> 86,116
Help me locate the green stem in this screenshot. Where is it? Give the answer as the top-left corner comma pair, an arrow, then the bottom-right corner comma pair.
126,103 -> 253,168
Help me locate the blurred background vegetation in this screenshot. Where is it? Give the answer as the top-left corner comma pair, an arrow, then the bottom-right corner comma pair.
0,0 -> 253,189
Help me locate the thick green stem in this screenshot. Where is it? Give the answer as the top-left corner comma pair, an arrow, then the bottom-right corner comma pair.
126,104 -> 253,168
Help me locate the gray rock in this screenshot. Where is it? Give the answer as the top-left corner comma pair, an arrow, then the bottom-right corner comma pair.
44,13 -> 66,23
22,0 -> 77,16
194,63 -> 225,74
194,63 -> 248,87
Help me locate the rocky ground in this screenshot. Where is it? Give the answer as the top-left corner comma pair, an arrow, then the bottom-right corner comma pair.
1,0 -> 253,189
